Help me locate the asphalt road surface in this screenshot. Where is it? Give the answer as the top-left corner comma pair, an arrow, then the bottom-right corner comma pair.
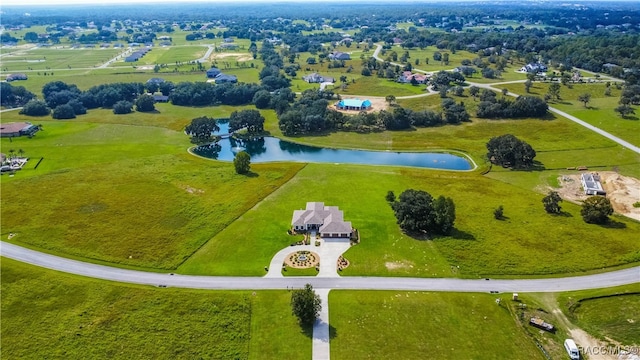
2,241 -> 638,292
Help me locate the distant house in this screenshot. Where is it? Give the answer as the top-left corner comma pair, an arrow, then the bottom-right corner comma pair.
223,38 -> 234,43
146,77 -> 165,84
520,63 -> 547,74
581,173 -> 606,196
397,71 -> 428,84
219,43 -> 239,50
125,47 -> 151,62
0,122 -> 39,138
206,67 -> 222,78
214,73 -> 238,84
328,52 -> 351,61
6,73 -> 28,82
335,98 -> 372,111
153,95 -> 169,102
291,202 -> 353,238
302,73 -> 334,83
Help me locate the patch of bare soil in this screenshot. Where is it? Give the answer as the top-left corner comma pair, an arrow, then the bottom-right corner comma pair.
331,96 -> 388,114
555,171 -> 640,221
536,294 -> 619,360
384,260 -> 414,270
209,52 -> 254,62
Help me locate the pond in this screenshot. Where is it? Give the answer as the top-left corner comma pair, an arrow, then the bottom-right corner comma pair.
192,137 -> 473,170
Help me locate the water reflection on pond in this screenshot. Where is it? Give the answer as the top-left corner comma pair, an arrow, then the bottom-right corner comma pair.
192,137 -> 472,170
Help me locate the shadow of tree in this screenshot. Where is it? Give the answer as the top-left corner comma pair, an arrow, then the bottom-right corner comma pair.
599,219 -> 627,229
329,324 -> 338,340
553,211 -> 573,218
243,171 -> 259,178
300,323 -> 314,338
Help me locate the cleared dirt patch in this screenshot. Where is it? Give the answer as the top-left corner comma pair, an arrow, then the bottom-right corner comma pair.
385,260 -> 414,270
555,171 -> 640,221
209,52 -> 254,62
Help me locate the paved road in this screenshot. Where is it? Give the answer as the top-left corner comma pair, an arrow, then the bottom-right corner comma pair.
2,241 -> 638,292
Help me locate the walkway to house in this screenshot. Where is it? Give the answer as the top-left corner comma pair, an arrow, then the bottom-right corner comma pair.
264,234 -> 352,278
312,289 -> 331,360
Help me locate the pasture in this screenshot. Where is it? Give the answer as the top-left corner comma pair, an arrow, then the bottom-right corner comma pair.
330,290 -> 543,359
0,258 -> 311,359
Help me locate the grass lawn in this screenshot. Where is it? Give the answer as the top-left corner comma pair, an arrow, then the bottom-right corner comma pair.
180,163 -> 640,277
0,117 -> 303,270
385,45 -> 476,72
0,48 -> 124,71
559,284 -> 640,346
330,290 -> 543,359
335,76 -> 427,97
499,82 -> 639,148
282,266 -> 319,276
0,258 -> 311,360
11,69 -> 210,94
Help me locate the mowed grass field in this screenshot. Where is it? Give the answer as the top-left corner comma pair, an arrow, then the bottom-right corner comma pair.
500,82 -> 639,147
0,258 -> 311,360
179,162 -> 640,277
559,284 -> 640,346
1,48 -> 124,71
329,290 -> 543,359
0,115 -> 302,269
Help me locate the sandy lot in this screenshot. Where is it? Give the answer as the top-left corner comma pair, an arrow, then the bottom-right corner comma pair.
556,171 -> 640,221
208,52 -> 254,62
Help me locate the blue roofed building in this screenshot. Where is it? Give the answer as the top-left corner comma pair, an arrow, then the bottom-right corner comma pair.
335,98 -> 372,111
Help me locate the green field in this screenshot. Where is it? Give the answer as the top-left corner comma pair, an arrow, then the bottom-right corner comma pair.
559,285 -> 640,346
0,115 -> 302,270
0,258 -> 311,360
179,162 -> 640,277
3,94 -> 639,276
1,47 -> 123,71
330,290 -> 543,359
500,82 -> 639,147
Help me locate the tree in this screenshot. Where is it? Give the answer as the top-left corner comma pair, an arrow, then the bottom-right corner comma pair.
577,93 -> 591,108
234,151 -> 251,174
20,100 -> 50,116
135,94 -> 156,112
547,82 -> 561,101
542,191 -> 563,214
385,94 -> 396,105
385,190 -> 396,203
580,196 -> 613,224
469,86 -> 480,100
290,284 -> 321,326
52,104 -> 76,119
524,79 -> 533,93
486,134 -> 536,169
229,109 -> 265,134
614,104 -> 635,118
252,90 -> 272,109
185,116 -> 219,144
494,205 -> 504,220
390,189 -> 456,235
112,100 -> 133,114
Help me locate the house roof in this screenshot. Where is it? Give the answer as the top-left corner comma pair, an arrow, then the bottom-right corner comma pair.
339,99 -> 371,108
214,74 -> 238,83
0,122 -> 33,135
291,202 -> 352,235
147,77 -> 165,83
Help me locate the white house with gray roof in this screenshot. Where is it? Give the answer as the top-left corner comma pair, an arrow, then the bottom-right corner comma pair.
291,202 -> 353,238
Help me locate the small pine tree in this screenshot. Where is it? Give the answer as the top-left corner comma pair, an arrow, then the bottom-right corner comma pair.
291,284 -> 321,326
